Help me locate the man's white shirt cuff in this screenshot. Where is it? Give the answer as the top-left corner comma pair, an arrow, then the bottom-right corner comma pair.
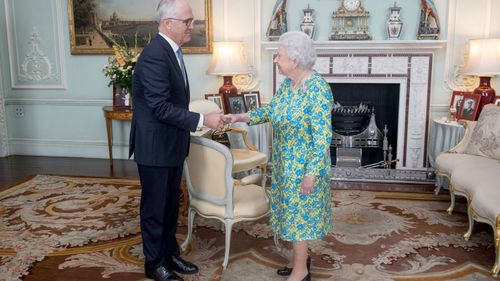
197,114 -> 204,129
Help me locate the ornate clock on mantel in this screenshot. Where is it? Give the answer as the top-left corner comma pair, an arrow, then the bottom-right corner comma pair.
329,0 -> 371,40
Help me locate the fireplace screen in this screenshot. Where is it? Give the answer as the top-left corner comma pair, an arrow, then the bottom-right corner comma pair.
329,83 -> 400,168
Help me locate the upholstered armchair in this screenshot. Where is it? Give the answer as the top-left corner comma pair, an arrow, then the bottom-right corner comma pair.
180,136 -> 270,269
188,99 -> 268,188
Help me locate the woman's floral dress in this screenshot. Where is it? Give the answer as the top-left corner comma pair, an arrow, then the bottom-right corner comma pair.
249,71 -> 334,241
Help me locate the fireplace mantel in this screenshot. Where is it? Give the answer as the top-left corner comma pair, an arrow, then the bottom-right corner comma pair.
263,40 -> 447,171
262,40 -> 447,52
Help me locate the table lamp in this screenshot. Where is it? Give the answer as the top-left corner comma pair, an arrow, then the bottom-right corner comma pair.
206,41 -> 250,98
463,38 -> 500,114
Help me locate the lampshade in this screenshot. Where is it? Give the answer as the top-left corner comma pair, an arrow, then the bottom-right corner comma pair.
463,38 -> 500,76
206,41 -> 250,76
462,38 -> 500,118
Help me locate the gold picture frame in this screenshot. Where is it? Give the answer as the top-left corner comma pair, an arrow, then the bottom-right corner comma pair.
67,0 -> 212,55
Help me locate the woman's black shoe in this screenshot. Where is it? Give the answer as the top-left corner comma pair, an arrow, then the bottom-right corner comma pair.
276,256 -> 311,276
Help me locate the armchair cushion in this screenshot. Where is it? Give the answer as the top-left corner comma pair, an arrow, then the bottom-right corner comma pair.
436,153 -> 486,175
465,104 -> 500,160
450,159 -> 500,196
470,182 -> 500,222
231,149 -> 268,173
190,183 -> 269,219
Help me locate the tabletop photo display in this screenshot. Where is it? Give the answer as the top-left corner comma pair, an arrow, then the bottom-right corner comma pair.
205,91 -> 261,114
242,91 -> 261,112
204,93 -> 225,113
456,92 -> 481,121
224,93 -> 247,114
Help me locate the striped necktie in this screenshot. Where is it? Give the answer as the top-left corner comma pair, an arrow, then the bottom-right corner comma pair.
176,48 -> 187,86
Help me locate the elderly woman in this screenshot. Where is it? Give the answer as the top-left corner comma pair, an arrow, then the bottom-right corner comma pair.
223,31 -> 333,281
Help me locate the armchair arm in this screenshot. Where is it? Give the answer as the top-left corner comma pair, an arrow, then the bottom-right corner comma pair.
450,120 -> 476,153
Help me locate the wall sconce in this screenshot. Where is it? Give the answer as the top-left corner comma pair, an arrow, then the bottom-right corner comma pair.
463,38 -> 500,113
206,41 -> 250,98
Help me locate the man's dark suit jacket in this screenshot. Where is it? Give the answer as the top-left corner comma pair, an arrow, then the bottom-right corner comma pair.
129,34 -> 200,167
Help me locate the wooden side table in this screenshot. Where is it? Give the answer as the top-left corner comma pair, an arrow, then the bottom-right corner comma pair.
103,106 -> 132,168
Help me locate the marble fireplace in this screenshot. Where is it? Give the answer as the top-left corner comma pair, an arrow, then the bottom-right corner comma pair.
263,40 -> 445,175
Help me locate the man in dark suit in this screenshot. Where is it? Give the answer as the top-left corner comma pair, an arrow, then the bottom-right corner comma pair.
129,1 -> 223,280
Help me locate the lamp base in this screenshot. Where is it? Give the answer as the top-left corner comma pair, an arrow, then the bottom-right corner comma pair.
218,75 -> 237,96
218,76 -> 238,114
474,76 -> 496,117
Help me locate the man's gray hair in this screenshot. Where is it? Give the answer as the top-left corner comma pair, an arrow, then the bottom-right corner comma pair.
278,31 -> 316,70
156,0 -> 179,23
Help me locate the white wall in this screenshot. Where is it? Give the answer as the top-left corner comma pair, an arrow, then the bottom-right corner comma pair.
0,0 -> 499,159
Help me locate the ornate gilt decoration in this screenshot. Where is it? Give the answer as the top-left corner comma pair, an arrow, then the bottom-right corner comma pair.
329,0 -> 371,40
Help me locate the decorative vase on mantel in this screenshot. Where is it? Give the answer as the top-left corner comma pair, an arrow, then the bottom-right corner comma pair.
300,4 -> 316,40
112,84 -> 132,110
387,2 -> 403,40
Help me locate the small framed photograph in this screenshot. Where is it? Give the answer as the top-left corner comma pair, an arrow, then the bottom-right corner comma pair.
242,91 -> 261,111
457,93 -> 481,121
450,91 -> 469,114
495,97 -> 500,106
113,84 -> 132,109
204,93 -> 225,112
224,93 -> 247,114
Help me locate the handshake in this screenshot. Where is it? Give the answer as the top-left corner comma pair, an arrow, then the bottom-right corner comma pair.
203,111 -> 247,130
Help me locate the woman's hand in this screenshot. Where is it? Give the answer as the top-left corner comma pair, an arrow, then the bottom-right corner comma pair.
300,175 -> 316,194
222,113 -> 250,124
222,114 -> 237,124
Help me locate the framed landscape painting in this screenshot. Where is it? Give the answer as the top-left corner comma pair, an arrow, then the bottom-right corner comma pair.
67,0 -> 212,55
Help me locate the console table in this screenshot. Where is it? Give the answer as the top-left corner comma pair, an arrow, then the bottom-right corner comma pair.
103,106 -> 132,167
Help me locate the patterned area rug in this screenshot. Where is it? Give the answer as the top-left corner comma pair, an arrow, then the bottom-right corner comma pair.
0,175 -> 497,280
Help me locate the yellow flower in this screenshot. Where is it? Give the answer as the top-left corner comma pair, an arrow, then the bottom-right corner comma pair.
112,45 -> 126,67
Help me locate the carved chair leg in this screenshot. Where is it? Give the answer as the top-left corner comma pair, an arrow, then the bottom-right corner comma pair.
447,191 -> 456,215
222,219 -> 234,270
464,205 -> 473,240
181,208 -> 196,252
492,223 -> 500,277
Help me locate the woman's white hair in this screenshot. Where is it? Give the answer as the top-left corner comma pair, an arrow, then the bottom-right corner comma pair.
156,0 -> 180,23
278,31 -> 316,70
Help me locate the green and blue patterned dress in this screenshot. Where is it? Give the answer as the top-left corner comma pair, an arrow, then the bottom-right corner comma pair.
249,71 -> 334,241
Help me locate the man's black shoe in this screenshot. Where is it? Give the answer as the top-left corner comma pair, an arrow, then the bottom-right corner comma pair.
165,256 -> 199,275
145,265 -> 184,281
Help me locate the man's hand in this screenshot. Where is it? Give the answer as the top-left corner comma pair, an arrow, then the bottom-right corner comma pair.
203,110 -> 224,130
300,175 -> 316,194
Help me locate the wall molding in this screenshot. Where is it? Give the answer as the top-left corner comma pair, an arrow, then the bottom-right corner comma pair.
4,0 -> 66,89
0,75 -> 8,157
9,138 -> 130,159
229,0 -> 262,92
443,0 -> 477,92
4,98 -> 111,106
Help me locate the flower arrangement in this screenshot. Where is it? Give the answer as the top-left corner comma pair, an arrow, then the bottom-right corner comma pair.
103,45 -> 140,91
